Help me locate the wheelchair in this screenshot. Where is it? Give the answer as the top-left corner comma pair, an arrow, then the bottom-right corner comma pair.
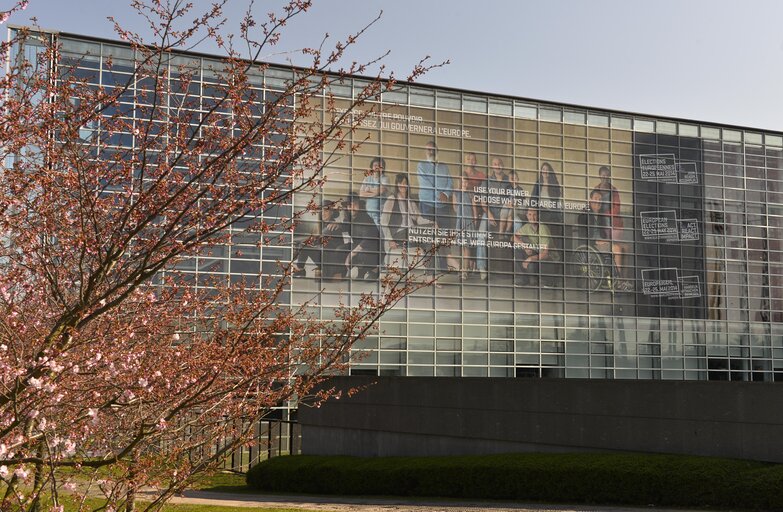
570,243 -> 617,292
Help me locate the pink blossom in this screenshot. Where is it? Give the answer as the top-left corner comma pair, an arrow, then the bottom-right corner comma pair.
63,439 -> 76,456
0,1 -> 419,506
46,359 -> 63,372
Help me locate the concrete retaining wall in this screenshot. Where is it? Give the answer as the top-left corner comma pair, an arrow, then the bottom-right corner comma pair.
299,377 -> 783,462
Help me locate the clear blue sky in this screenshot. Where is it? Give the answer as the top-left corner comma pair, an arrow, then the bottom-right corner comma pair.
11,0 -> 783,132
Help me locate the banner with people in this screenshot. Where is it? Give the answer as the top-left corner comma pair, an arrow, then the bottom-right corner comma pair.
292,106 -> 706,319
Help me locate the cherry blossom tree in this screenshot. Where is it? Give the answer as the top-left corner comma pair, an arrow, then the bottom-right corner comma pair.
0,1 -> 440,510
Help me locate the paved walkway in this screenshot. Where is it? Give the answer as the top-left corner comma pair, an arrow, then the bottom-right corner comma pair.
161,489 -> 700,512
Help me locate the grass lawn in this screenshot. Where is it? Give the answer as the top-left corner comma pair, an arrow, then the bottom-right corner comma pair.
59,494 -> 318,512
191,471 -> 250,493
4,472 -> 305,512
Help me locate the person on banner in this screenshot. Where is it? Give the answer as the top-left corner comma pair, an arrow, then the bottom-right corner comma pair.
417,141 -> 454,223
462,152 -> 488,279
530,162 -> 564,277
586,189 -> 612,244
416,141 -> 454,272
592,166 -> 631,289
592,165 -> 624,238
359,156 -> 389,228
462,152 -> 487,227
320,198 -> 352,281
530,161 -> 563,207
513,207 -> 551,286
381,173 -> 432,267
530,161 -> 563,227
449,174 -> 477,279
483,157 -> 513,279
292,199 -> 339,279
585,188 -> 632,291
501,169 -> 527,235
486,156 -> 512,234
341,194 -> 383,281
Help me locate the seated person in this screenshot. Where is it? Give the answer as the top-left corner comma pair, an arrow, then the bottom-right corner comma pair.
500,170 -> 525,235
592,165 -> 623,237
586,189 -> 631,290
341,194 -> 383,281
292,200 -> 338,278
381,174 -> 431,249
513,207 -> 551,286
320,199 -> 352,280
587,189 -> 612,247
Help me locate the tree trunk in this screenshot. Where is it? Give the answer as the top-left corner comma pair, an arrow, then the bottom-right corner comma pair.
125,457 -> 138,512
30,443 -> 45,512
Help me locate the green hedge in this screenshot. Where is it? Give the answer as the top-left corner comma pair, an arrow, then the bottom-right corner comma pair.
246,453 -> 783,510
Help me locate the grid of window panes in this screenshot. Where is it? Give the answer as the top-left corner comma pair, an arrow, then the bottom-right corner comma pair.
51,35 -> 294,305
293,79 -> 783,382
49,32 -> 783,382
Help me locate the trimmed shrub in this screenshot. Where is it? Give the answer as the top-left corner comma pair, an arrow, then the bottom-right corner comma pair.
246,453 -> 783,510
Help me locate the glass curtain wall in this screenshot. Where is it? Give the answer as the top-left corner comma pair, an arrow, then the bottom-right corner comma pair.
46,33 -> 783,382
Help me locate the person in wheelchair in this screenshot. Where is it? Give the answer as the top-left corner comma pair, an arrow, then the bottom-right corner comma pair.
513,207 -> 551,286
586,189 -> 632,290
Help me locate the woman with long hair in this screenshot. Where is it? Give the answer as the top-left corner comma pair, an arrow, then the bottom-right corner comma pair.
381,174 -> 432,265
531,162 -> 562,204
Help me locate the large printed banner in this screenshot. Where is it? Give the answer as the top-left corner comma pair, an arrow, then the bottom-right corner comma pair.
292,109 -> 707,319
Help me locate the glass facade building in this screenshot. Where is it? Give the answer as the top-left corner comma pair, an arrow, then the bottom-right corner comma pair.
19,30 -> 783,382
